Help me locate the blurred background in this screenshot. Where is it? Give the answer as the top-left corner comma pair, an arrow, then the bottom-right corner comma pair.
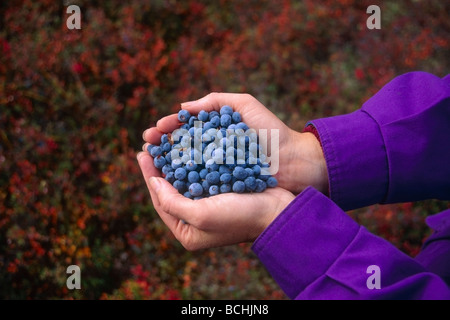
0,0 -> 449,299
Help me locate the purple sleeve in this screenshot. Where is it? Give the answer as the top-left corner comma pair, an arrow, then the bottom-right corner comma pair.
253,72 -> 450,299
311,71 -> 450,211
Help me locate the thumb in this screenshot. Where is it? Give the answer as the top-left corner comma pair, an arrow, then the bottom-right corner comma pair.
148,177 -> 195,220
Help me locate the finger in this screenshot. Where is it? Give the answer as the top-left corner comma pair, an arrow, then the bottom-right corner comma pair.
148,177 -> 206,225
180,92 -> 251,114
136,151 -> 162,183
142,127 -> 164,145
180,93 -> 285,132
137,154 -> 182,231
156,114 -> 180,133
148,182 -> 181,233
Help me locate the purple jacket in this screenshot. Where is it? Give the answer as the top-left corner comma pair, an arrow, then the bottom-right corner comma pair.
252,72 -> 450,299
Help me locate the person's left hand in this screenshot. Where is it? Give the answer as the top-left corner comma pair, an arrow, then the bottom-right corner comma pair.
137,150 -> 295,250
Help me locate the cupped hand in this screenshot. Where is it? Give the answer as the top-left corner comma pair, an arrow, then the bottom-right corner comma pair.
138,92 -> 328,250
137,151 -> 295,250
143,93 -> 328,195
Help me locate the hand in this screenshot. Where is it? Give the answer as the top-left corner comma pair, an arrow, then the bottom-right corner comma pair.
143,93 -> 329,195
137,92 -> 328,250
135,166 -> 295,250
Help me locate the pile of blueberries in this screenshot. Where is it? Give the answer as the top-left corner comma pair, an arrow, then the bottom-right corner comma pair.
147,105 -> 278,199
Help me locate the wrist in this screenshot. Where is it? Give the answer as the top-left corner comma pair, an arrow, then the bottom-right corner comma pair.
300,131 -> 329,195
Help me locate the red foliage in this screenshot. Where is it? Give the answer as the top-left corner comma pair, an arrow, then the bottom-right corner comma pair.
0,0 -> 448,299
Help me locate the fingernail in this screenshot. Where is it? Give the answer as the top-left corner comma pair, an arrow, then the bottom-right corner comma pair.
149,177 -> 161,191
142,129 -> 149,141
136,151 -> 145,161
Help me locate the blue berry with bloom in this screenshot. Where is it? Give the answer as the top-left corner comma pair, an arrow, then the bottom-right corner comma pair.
220,105 -> 233,116
178,109 -> 191,123
232,181 -> 246,193
189,183 -> 203,197
209,185 -> 219,196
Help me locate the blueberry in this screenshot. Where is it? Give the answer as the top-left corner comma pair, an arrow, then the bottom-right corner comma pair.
219,165 -> 231,174
165,171 -> 175,183
254,179 -> 267,193
188,171 -> 200,183
208,111 -> 220,121
202,180 -> 211,193
174,167 -> 187,180
210,115 -> 220,128
206,171 -> 220,185
180,136 -> 191,148
244,176 -> 257,191
220,184 -> 231,193
220,114 -> 232,127
189,182 -> 203,197
245,168 -> 254,177
150,146 -> 162,157
199,168 -> 208,180
162,142 -> 171,153
203,121 -> 213,131
173,180 -> 186,193
171,158 -> 183,170
184,191 -> 193,199
236,148 -> 244,160
185,160 -> 197,171
235,122 -> 249,131
212,149 -> 225,163
220,173 -> 232,184
154,156 -> 166,169
209,185 -> 219,196
178,110 -> 191,123
225,156 -> 236,167
220,105 -> 233,116
147,144 -> 155,154
232,181 -> 245,193
161,134 -> 169,144
232,112 -> 241,124
180,123 -> 190,130
188,116 -> 198,127
252,164 -> 261,176
237,135 -> 249,147
249,142 -> 258,154
266,176 -> 278,188
219,128 -> 227,139
247,156 -> 258,166
181,153 -> 190,164
233,166 -> 248,180
198,110 -> 209,122
205,159 -> 219,172
162,164 -> 173,176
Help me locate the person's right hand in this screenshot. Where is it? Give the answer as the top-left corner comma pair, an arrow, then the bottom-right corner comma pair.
144,93 -> 329,195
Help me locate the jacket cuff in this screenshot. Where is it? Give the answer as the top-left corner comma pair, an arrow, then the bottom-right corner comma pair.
252,186 -> 360,299
307,110 -> 388,211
